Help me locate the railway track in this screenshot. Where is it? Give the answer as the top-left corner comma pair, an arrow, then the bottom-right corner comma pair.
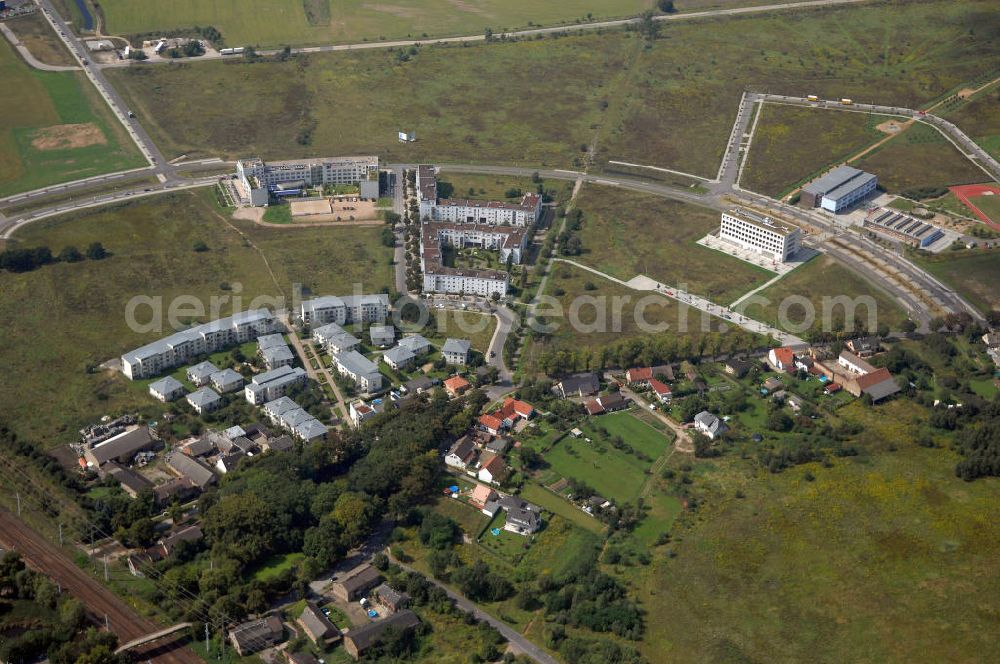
0,509 -> 202,664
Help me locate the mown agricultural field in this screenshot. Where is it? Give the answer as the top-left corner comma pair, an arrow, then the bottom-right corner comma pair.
598,0 -> 1000,178
739,255 -> 911,334
573,184 -> 772,302
0,37 -> 145,197
852,122 -> 987,194
741,104 -> 883,197
0,189 -> 392,447
106,33 -> 635,167
98,0 -> 650,48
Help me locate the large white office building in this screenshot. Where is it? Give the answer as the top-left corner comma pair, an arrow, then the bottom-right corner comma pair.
719,208 -> 802,263
300,294 -> 390,327
801,165 -> 878,213
121,309 -> 276,380
236,156 -> 379,206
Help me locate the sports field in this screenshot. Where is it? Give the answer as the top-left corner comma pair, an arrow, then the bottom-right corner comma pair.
98,0 -> 650,48
0,36 -> 145,197
739,256 -> 911,334
573,184 -> 773,302
0,189 -> 392,448
741,104 -> 882,197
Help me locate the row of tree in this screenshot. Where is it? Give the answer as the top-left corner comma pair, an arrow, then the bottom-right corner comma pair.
0,242 -> 107,272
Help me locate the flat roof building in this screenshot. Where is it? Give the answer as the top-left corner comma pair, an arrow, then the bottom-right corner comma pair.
237,156 -> 379,207
801,165 -> 877,213
864,206 -> 944,248
719,208 -> 802,263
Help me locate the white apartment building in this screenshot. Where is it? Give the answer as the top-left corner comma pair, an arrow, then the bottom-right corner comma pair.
300,294 -> 390,327
719,208 -> 801,263
415,163 -> 542,226
121,309 -> 276,380
430,195 -> 542,226
419,222 -> 527,297
244,365 -> 308,405
312,322 -> 361,354
332,350 -> 384,392
237,156 -> 379,206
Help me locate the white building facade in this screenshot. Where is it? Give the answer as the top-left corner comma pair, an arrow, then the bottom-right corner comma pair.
719,208 -> 801,263
237,156 -> 379,207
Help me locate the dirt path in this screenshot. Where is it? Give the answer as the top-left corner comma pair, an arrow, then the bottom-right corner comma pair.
0,509 -> 200,663
232,206 -> 386,229
620,386 -> 695,454
286,326 -> 348,422
211,208 -> 284,298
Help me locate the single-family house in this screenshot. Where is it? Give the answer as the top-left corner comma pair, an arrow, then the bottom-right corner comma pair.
404,376 -> 435,394
763,376 -> 783,393
182,436 -> 216,458
149,376 -> 185,402
505,507 -> 541,535
210,368 -> 245,394
982,331 -> 1000,349
342,610 -> 420,660
855,368 -> 900,402
372,583 -> 410,615
479,413 -> 504,435
331,564 -> 382,603
767,347 -> 795,373
442,338 -> 472,365
103,463 -> 152,498
584,398 -> 604,416
485,437 -> 510,455
165,451 -> 216,489
153,476 -> 199,506
229,615 -> 284,656
469,484 -> 497,509
555,373 -> 600,398
724,359 -> 751,378
215,451 -> 245,474
369,325 -> 395,348
186,386 -> 222,414
187,361 -> 219,387
838,350 -> 875,375
297,601 -> 340,647
598,392 -> 627,412
649,378 -> 672,403
445,436 -> 478,469
267,434 -> 295,453
846,336 -> 881,357
443,375 -> 471,397
693,411 -> 727,440
478,452 -> 508,485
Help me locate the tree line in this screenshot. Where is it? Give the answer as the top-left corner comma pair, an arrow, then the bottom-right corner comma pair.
0,242 -> 108,272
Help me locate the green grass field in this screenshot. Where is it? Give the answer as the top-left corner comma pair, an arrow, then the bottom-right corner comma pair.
541,411 -> 671,503
741,104 -> 883,197
106,33 -> 634,166
418,310 -> 498,354
435,172 -> 544,203
574,184 -> 773,302
851,123 -> 987,193
518,483 -> 605,534
913,250 -> 1000,313
0,189 -> 392,448
0,36 -> 145,197
598,0 -> 1000,178
98,0 -> 650,48
629,441 -> 1000,663
967,193 -> 1000,225
251,551 -> 305,581
740,256 -> 912,334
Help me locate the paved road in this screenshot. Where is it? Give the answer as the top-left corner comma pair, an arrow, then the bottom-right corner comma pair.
387,553 -> 559,664
0,509 -> 201,664
35,0 -> 170,171
0,21 -> 78,71
96,0 -> 869,68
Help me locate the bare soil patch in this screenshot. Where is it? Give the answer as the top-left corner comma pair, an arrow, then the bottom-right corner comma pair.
876,119 -> 906,135
31,123 -> 106,150
232,207 -> 265,223
957,88 -> 975,99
